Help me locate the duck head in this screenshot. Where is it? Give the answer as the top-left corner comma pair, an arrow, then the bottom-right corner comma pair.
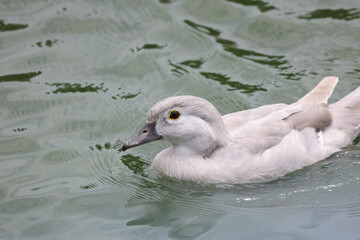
122,96 -> 230,155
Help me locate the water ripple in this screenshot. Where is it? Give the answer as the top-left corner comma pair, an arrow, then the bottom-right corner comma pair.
179,58 -> 205,69
184,19 -> 289,69
33,39 -> 59,48
133,43 -> 167,52
184,19 -> 221,37
200,71 -> 266,93
225,0 -> 277,12
0,20 -> 28,32
0,71 -> 41,83
168,60 -> 189,76
221,43 -> 288,69
299,8 -> 360,21
45,82 -> 108,94
0,196 -> 54,214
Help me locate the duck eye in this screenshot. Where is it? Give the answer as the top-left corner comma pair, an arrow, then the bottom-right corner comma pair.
168,110 -> 181,120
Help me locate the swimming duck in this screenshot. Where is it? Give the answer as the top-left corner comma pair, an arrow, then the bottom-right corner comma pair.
122,76 -> 360,184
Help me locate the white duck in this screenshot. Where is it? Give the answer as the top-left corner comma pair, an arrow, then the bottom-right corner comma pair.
122,77 -> 360,184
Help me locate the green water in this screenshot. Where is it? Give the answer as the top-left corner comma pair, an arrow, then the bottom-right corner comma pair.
1,0 -> 360,239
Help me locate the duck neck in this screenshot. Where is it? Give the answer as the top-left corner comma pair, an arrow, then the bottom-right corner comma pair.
170,124 -> 232,157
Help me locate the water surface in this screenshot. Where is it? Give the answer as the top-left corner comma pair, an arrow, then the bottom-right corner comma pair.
0,0 -> 360,239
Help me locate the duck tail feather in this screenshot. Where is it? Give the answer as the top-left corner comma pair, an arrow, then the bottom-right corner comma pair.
328,84 -> 360,146
298,76 -> 338,104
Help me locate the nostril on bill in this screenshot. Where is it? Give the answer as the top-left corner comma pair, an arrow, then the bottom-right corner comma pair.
122,143 -> 128,151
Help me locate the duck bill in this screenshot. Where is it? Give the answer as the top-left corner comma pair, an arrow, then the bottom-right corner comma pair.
122,122 -> 162,151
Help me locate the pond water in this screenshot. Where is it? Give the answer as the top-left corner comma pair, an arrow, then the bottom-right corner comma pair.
1,0 -> 360,239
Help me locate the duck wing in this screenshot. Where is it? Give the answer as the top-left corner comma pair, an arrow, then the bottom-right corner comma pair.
222,103 -> 287,132
230,77 -> 339,155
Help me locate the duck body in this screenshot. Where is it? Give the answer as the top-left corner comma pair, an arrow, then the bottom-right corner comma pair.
123,77 -> 360,184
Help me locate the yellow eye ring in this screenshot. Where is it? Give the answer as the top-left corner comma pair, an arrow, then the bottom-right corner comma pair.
168,110 -> 181,120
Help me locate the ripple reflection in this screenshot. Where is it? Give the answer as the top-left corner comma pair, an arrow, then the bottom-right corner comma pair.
45,82 -> 108,94
0,71 -> 42,83
0,20 -> 28,32
225,0 -> 277,12
184,20 -> 290,69
200,71 -> 266,93
299,8 -> 360,21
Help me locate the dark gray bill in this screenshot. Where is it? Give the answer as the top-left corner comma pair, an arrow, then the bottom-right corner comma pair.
122,122 -> 162,151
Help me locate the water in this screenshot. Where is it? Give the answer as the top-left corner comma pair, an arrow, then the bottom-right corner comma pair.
1,0 -> 360,239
